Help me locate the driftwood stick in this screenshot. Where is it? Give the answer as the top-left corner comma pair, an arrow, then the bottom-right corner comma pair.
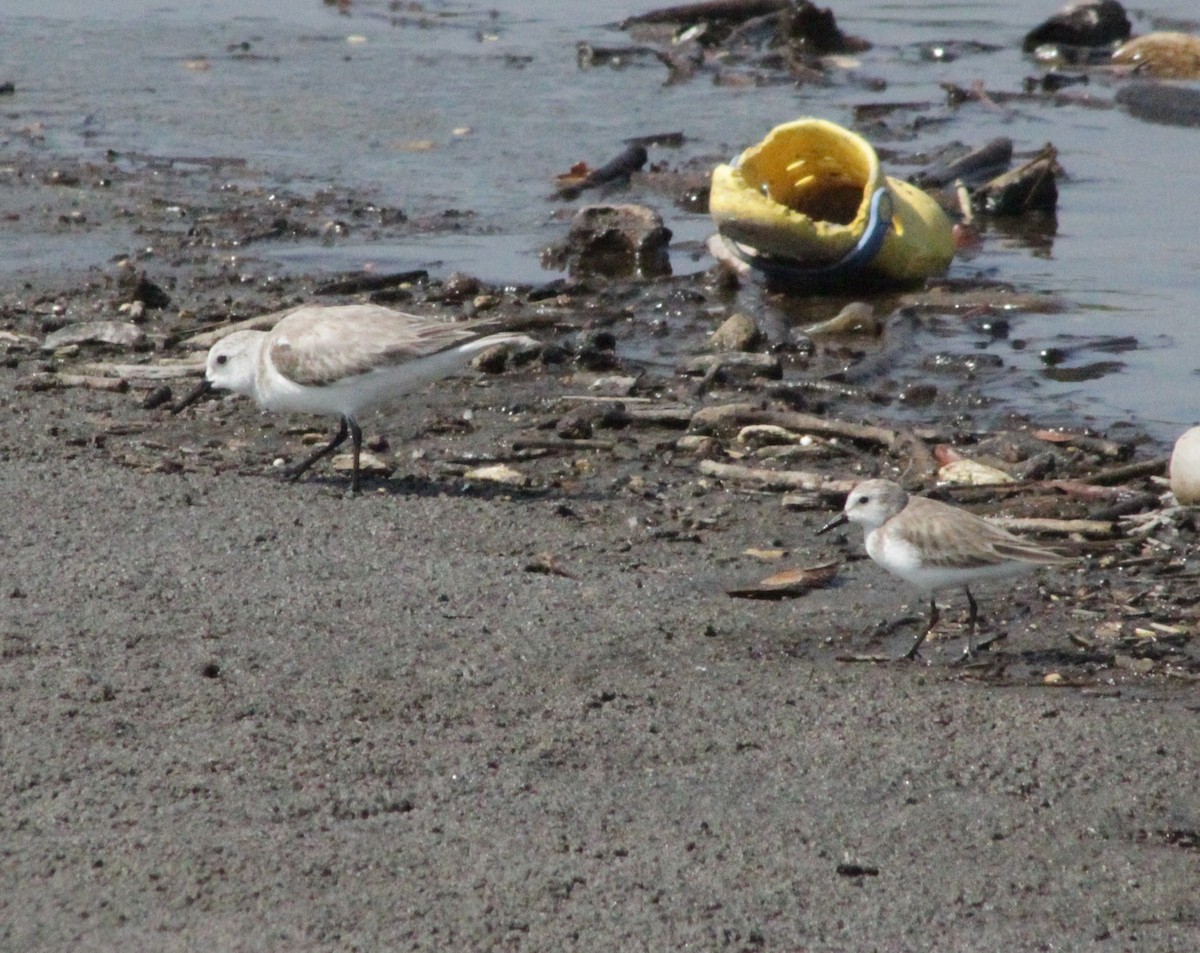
56,374 -> 130,393
622,0 -> 787,27
699,459 -> 849,492
986,516 -> 1118,538
1083,457 -> 1169,486
677,353 -> 783,378
81,361 -> 204,380
690,403 -> 898,448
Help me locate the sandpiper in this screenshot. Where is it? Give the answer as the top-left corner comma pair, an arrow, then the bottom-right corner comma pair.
819,478 -> 1071,659
173,304 -> 539,493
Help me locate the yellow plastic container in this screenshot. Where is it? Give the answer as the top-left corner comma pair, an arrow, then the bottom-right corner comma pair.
710,118 -> 954,286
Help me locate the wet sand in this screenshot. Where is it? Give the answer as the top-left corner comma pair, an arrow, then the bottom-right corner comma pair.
4,306 -> 1200,950
5,436 -> 1200,950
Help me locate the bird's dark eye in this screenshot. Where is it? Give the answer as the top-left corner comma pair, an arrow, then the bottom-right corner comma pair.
215,355 -> 228,366
857,495 -> 869,504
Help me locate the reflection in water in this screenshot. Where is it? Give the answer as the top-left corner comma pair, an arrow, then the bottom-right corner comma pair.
988,212 -> 1057,258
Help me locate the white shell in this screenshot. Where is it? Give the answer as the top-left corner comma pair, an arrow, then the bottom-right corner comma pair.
1169,426 -> 1200,504
937,459 -> 1014,486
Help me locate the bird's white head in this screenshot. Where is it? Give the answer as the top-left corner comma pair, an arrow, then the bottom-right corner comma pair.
204,330 -> 265,397
842,479 -> 910,533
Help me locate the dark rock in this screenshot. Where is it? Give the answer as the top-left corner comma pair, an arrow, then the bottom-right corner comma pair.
709,312 -> 763,352
975,150 -> 1059,216
621,1 -> 788,31
141,385 -> 174,411
557,403 -> 633,440
1025,70 -> 1089,93
777,0 -> 870,55
118,270 -> 172,310
1011,451 -> 1059,481
471,339 -> 541,374
1022,0 -> 1130,54
897,383 -> 938,406
912,138 -> 1013,190
576,330 -> 620,371
527,278 -> 570,302
441,271 -> 482,302
1116,82 -> 1200,129
552,204 -> 672,279
556,409 -> 594,440
538,342 -> 572,365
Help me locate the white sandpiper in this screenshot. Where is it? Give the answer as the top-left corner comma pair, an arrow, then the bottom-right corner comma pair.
818,478 -> 1072,659
173,304 -> 540,493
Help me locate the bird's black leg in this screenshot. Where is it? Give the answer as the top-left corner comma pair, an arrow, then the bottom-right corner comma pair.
285,417 -> 349,484
901,595 -> 939,660
963,586 -> 979,658
348,419 -> 363,495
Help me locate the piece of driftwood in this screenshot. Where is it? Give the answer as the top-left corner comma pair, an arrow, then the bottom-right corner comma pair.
622,0 -> 788,28
56,374 -> 130,393
780,485 -> 858,509
986,516 -> 1118,538
912,137 -> 1014,189
690,403 -> 898,448
975,144 -> 1059,215
698,459 -> 839,492
81,361 -> 204,380
314,270 -> 428,296
677,353 -> 783,378
557,395 -> 657,404
1033,428 -> 1131,460
1084,457 -> 1169,486
555,144 -> 648,198
625,407 -> 694,428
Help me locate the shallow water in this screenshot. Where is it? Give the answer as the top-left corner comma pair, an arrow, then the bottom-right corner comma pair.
3,0 -> 1199,437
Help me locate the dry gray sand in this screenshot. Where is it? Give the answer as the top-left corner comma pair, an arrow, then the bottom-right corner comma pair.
2,364 -> 1199,951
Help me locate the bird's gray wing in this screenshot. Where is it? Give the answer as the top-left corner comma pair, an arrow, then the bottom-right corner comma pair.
268,307 -> 508,387
894,496 -> 1069,569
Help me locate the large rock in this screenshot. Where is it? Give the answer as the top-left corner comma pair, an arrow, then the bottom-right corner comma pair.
553,204 -> 672,279
1023,0 -> 1131,53
709,312 -> 763,352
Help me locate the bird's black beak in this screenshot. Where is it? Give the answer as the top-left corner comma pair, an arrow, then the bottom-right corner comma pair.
172,378 -> 212,414
816,512 -> 848,535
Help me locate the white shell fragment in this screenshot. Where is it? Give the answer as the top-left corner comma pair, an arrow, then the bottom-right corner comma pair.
1169,425 -> 1200,504
937,459 -> 1015,486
